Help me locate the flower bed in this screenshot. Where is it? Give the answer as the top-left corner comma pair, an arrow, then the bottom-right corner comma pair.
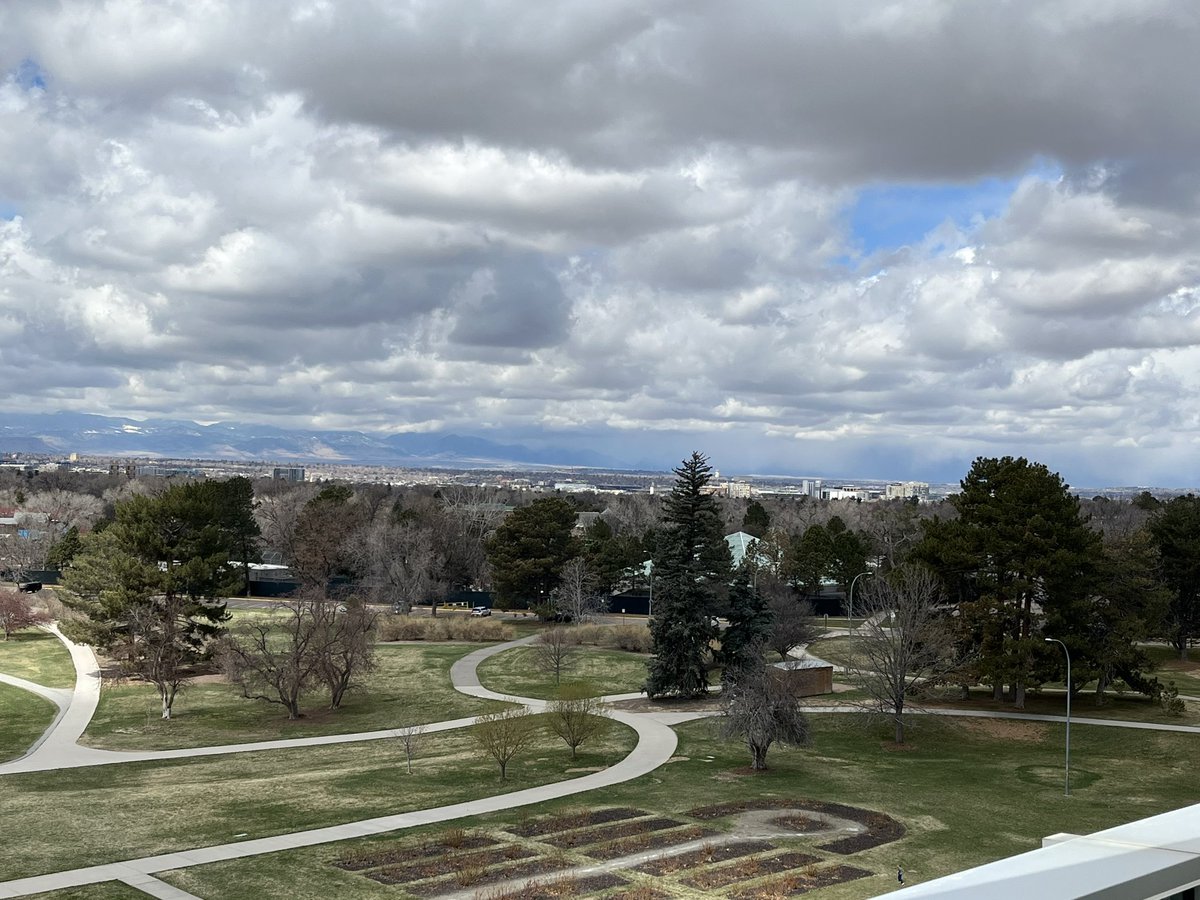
508,807 -> 648,838
539,816 -> 686,849
367,845 -> 536,884
633,840 -> 776,876
681,851 -> 822,891
586,825 -> 719,860
333,834 -> 500,871
727,863 -> 872,898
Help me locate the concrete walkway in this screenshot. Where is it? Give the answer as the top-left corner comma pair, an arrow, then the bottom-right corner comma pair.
0,633 -> 694,898
3,629 -> 1199,898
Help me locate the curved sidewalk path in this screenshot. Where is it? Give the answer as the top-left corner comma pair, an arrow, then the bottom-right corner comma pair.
4,629 -> 1200,897
0,634 -> 696,898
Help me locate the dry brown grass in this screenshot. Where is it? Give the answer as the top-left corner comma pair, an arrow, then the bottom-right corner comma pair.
378,616 -> 514,643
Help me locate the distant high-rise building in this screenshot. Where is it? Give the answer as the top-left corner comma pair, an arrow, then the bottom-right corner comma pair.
273,466 -> 306,483
886,481 -> 930,502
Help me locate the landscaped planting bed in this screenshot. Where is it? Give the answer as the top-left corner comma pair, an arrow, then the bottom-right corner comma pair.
727,863 -> 873,898
332,833 -> 501,871
585,824 -> 718,860
680,851 -> 823,891
538,816 -> 687,849
474,872 -> 627,899
326,797 -> 898,898
633,839 -> 775,875
508,806 -> 647,838
365,845 -> 537,884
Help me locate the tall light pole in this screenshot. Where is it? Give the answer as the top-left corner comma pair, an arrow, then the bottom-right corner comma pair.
1045,637 -> 1071,796
647,560 -> 653,619
848,570 -> 873,631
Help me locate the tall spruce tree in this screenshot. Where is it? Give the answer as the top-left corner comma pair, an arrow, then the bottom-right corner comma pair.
720,570 -> 773,685
645,452 -> 733,698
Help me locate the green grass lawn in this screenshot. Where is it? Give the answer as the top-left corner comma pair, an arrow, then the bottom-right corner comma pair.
0,682 -> 56,763
1144,644 -> 1200,695
477,644 -> 649,699
810,637 -> 1200,725
26,884 -> 149,900
0,630 -> 76,688
151,712 -> 1200,900
0,716 -> 637,882
82,643 -> 510,751
808,635 -> 866,668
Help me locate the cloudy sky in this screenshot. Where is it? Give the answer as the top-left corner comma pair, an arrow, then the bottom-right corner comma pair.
2,1 -> 1200,485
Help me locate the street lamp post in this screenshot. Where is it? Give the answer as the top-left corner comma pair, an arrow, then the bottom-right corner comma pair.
1045,637 -> 1071,796
848,571 -> 873,631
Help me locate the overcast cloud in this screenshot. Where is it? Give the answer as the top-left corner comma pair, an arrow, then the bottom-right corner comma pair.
3,0 -> 1200,485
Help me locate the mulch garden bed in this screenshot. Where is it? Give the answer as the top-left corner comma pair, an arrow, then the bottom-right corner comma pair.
399,854 -> 580,897
472,872 -> 627,899
366,845 -> 537,885
727,864 -> 872,898
540,816 -> 687,849
686,797 -> 905,853
770,814 -> 825,833
333,834 -> 501,871
606,889 -> 675,900
680,851 -> 822,891
586,825 -> 719,860
816,812 -> 905,855
508,807 -> 648,838
633,840 -> 776,876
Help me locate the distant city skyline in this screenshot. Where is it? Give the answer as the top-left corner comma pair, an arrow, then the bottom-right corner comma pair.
2,4 -> 1200,486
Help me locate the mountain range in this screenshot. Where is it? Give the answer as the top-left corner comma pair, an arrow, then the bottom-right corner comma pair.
0,412 -> 625,471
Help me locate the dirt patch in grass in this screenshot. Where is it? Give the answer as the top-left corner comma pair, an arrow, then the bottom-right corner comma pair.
681,851 -> 822,890
634,840 -> 776,876
727,864 -> 873,898
586,825 -> 719,860
960,719 -> 1048,743
539,816 -> 686,849
508,807 -> 647,838
333,834 -> 502,871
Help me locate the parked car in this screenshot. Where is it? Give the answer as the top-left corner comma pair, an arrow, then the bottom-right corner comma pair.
17,582 -> 42,593
470,606 -> 492,617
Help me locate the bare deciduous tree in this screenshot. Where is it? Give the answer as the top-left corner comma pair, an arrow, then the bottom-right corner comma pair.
764,588 -> 818,661
721,665 -> 811,770
852,565 -> 958,744
550,557 -> 603,623
316,598 -> 378,709
219,591 -> 373,719
533,627 -> 579,685
545,684 -> 608,758
471,707 -> 538,781
395,722 -> 425,774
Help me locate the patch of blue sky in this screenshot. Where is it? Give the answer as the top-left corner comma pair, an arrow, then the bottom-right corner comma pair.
846,160 -> 1062,258
0,204 -> 17,220
13,58 -> 47,91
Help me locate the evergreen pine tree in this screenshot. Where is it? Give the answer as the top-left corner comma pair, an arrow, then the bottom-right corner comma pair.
719,570 -> 773,685
645,452 -> 733,698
